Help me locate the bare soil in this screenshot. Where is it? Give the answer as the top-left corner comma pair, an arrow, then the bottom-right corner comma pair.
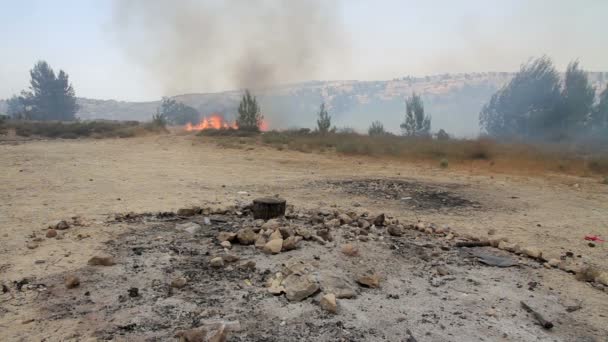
1,135 -> 607,341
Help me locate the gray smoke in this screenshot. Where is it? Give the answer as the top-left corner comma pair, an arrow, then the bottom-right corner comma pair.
111,0 -> 347,95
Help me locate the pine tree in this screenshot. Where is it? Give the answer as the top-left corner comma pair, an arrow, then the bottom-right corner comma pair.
159,97 -> 199,125
368,121 -> 386,136
316,102 -> 331,134
400,92 -> 430,136
236,90 -> 262,131
21,61 -> 78,121
591,84 -> 608,134
560,61 -> 595,133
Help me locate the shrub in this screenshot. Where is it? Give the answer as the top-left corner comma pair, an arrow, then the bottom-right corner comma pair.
440,158 -> 449,168
602,176 -> 608,185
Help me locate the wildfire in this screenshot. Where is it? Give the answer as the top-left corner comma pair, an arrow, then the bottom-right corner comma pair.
184,113 -> 269,132
185,114 -> 237,131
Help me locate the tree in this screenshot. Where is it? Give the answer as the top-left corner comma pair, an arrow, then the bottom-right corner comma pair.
591,84 -> 608,134
436,129 -> 450,141
236,89 -> 262,131
400,92 -> 430,136
159,97 -> 199,125
316,102 -> 331,134
368,121 -> 387,136
21,61 -> 78,121
6,95 -> 27,119
479,56 -> 561,139
560,61 -> 595,132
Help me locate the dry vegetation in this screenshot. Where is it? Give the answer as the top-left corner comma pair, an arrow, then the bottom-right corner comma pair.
204,130 -> 608,178
0,120 -> 167,139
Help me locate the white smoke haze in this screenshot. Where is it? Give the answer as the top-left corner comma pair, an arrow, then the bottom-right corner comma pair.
111,0 -> 349,96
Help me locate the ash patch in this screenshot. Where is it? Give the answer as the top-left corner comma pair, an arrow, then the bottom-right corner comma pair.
327,179 -> 481,211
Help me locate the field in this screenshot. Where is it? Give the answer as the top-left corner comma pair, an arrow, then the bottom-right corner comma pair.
1,134 -> 607,341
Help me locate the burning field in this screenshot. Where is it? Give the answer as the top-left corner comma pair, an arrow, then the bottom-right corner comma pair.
184,114 -> 269,132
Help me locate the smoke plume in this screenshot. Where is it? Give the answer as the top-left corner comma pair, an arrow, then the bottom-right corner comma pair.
111,0 -> 347,95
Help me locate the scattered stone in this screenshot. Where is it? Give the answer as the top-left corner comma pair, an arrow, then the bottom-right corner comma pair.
547,259 -> 560,268
575,266 -> 600,282
26,242 -> 38,250
236,229 -> 257,245
282,273 -> 319,301
50,220 -> 69,230
311,235 -> 327,245
319,273 -> 357,299
267,273 -> 285,295
358,219 -> 371,230
387,225 -> 404,237
88,256 -> 116,266
177,208 -> 198,216
487,228 -> 496,236
223,254 -> 240,263
171,277 -> 188,289
316,228 -> 333,242
175,327 -> 206,342
341,244 -> 359,257
320,293 -> 338,314
521,246 -> 542,259
373,214 -> 385,226
238,260 -> 256,270
64,275 -> 80,289
595,272 -> 608,286
255,235 -> 267,249
210,257 -> 224,268
282,236 -> 299,251
435,266 -> 450,276
485,308 -> 497,317
498,241 -> 520,253
357,273 -> 380,288
279,226 -> 295,239
588,242 -> 596,248
128,287 -> 139,298
295,227 -> 312,239
445,233 -> 455,240
262,219 -> 280,231
220,241 -> 232,249
337,214 -> 353,225
46,229 -> 57,238
269,229 -> 283,241
217,232 -> 237,242
264,239 -> 283,254
178,222 -> 202,235
325,218 -> 341,228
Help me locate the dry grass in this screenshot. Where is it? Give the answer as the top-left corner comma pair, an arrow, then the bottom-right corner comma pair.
2,120 -> 167,139
256,131 -> 608,178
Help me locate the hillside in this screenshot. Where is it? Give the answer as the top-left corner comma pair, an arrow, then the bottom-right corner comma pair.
3,72 -> 607,137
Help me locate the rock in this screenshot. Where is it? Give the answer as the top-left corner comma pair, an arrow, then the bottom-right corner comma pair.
341,244 -> 359,257
269,229 -> 283,241
415,222 -> 426,231
262,219 -> 281,230
264,239 -> 283,254
26,242 -> 38,250
217,232 -> 237,242
238,260 -> 256,270
485,308 -> 497,317
220,241 -> 232,249
236,229 -> 257,245
325,218 -> 341,228
310,215 -> 324,225
175,327 -> 206,342
320,293 -> 337,314
575,266 -> 600,282
279,226 -> 295,239
521,246 -> 542,259
295,227 -> 312,239
46,229 -> 57,238
595,272 -> 608,286
319,273 -> 357,299
338,214 -> 353,225
498,241 -> 520,253
316,228 -> 333,242
178,222 -> 202,235
445,233 -> 455,240
171,277 -> 188,289
387,225 -> 404,237
358,219 -> 371,230
88,256 -> 115,266
487,228 -> 496,236
547,258 -> 560,267
177,208 -> 198,217
50,220 -> 69,230
255,235 -> 267,249
424,228 -> 434,234
311,235 -> 326,245
357,273 -> 380,288
267,272 -> 285,295
64,275 -> 80,289
373,214 -> 385,227
223,254 -> 240,263
435,266 -> 450,276
210,257 -> 224,268
282,236 -> 299,251
282,273 -> 319,301
207,323 -> 228,342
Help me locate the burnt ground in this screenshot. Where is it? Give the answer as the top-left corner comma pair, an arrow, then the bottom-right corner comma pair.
6,207 -> 605,342
324,179 -> 482,211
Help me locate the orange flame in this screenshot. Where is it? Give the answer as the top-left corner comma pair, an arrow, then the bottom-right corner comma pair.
184,113 -> 269,132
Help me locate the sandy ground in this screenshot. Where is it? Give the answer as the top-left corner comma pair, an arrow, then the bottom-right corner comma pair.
1,134 -> 607,341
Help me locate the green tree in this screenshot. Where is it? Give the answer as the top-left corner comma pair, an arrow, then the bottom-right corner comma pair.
560,61 -> 595,133
236,90 -> 262,131
479,56 -> 561,139
436,129 -> 450,141
400,92 -> 430,136
159,97 -> 199,125
368,121 -> 387,136
591,84 -> 608,134
21,61 -> 78,121
316,102 -> 331,134
6,95 -> 27,119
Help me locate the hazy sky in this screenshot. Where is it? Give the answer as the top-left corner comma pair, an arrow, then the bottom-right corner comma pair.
1,0 -> 606,101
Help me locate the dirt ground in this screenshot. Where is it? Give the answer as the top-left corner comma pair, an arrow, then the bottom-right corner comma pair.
1,135 -> 607,341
